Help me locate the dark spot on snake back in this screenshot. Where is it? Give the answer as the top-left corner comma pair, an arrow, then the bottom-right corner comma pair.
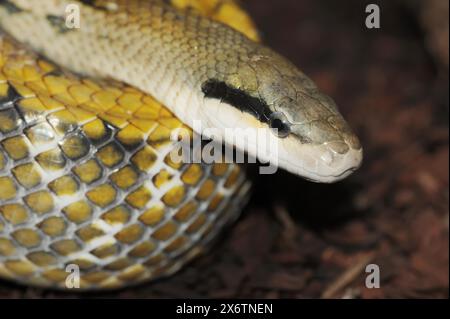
46,15 -> 73,34
0,0 -> 23,14
78,0 -> 112,11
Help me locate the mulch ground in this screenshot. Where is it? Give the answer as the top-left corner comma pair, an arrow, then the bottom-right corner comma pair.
0,0 -> 448,298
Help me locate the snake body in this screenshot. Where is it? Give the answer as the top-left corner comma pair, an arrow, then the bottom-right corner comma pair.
0,0 -> 362,289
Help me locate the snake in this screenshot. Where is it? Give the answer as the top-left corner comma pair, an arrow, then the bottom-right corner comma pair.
0,0 -> 362,290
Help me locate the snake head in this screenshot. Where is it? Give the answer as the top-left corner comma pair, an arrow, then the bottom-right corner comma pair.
265,90 -> 363,183
202,49 -> 363,183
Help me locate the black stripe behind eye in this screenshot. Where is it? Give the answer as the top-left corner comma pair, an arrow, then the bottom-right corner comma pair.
201,79 -> 272,123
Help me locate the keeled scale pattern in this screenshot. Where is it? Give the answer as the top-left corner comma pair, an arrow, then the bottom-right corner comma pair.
0,0 -> 257,289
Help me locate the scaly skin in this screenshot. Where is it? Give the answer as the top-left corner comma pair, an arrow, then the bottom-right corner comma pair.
0,0 -> 362,182
0,0 -> 253,290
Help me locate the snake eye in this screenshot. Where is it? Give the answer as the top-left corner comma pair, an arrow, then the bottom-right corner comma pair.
269,112 -> 291,138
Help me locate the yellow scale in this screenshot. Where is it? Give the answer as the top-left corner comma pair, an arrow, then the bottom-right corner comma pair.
0,0 -> 258,289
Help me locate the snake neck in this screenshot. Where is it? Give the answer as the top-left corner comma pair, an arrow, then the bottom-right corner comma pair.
1,0 -> 254,125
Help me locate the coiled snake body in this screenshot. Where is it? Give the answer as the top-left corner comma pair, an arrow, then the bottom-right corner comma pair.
0,0 -> 362,289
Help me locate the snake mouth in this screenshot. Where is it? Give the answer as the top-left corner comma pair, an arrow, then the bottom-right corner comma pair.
279,145 -> 363,183
302,149 -> 363,183
209,123 -> 363,182
273,138 -> 364,183
227,129 -> 363,183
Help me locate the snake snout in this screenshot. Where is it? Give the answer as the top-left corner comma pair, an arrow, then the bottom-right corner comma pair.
316,138 -> 363,182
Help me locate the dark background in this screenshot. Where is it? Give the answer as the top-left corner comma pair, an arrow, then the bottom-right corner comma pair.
1,0 -> 448,298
